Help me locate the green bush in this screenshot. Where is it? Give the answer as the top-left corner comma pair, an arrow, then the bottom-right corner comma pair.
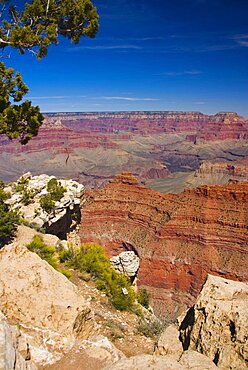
40,178 -> 66,213
136,317 -> 165,338
14,176 -> 29,193
21,189 -> 35,205
26,235 -> 71,278
59,243 -> 137,311
26,235 -> 58,268
47,178 -> 66,201
137,288 -> 150,309
40,194 -> 55,213
0,182 -> 19,246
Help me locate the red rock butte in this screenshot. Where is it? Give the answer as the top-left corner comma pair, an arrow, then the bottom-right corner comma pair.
79,172 -> 248,316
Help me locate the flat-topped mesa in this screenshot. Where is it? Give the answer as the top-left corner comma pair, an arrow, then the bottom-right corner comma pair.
79,176 -> 248,316
213,111 -> 246,123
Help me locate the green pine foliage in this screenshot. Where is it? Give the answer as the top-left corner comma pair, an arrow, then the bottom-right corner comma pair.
0,0 -> 99,144
0,180 -> 19,246
40,178 -> 66,213
59,243 -> 137,311
0,62 -> 43,144
46,178 -> 66,201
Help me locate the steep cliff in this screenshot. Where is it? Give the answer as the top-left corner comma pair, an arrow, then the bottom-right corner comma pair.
79,173 -> 248,315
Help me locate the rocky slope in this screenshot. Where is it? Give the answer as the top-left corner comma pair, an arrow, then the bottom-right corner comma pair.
0,111 -> 248,191
79,173 -> 248,315
0,243 -> 97,366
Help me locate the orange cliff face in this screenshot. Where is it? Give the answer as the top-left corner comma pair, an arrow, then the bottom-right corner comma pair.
79,173 -> 248,316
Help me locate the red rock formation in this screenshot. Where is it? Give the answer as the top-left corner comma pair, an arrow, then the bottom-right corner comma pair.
46,111 -> 248,140
1,111 -> 247,187
195,161 -> 248,179
79,173 -> 248,316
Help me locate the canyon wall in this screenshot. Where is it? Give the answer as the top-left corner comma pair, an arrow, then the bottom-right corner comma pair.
79,173 -> 248,316
0,111 -> 248,191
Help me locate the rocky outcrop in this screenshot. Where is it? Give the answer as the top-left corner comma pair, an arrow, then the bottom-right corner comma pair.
110,251 -> 139,278
79,173 -> 248,315
0,244 -> 97,366
179,275 -> 248,369
4,173 -> 84,238
0,311 -> 37,370
105,275 -> 247,370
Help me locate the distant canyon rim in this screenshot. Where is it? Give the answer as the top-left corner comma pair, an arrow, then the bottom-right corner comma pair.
0,111 -> 248,192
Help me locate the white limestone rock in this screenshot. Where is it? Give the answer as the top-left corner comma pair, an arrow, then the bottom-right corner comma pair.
110,251 -> 139,277
4,173 -> 85,235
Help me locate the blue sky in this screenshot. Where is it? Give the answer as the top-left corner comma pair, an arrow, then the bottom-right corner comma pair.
9,0 -> 248,116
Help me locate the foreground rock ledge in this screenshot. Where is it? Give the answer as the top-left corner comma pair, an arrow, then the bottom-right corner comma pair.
179,274 -> 248,369
0,244 -> 97,365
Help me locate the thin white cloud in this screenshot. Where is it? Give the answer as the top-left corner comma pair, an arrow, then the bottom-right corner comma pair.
233,34 -> 248,47
156,70 -> 203,76
238,40 -> 248,47
95,96 -> 160,101
28,95 -> 87,99
68,45 -> 142,51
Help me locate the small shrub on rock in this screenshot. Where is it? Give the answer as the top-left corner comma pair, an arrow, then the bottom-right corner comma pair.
40,194 -> 55,213
59,243 -> 137,311
137,288 -> 150,309
21,189 -> 35,205
26,235 -> 71,278
0,181 -> 19,246
136,317 -> 165,338
26,235 -> 58,268
40,178 -> 66,213
47,178 -> 66,201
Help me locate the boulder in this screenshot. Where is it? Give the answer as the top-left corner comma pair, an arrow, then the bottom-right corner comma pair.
179,274 -> 248,369
154,324 -> 183,360
110,251 -> 139,277
104,354 -> 186,370
15,225 -> 62,248
0,244 -> 97,366
179,350 -> 217,369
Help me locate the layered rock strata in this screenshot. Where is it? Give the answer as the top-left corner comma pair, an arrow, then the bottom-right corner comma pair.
79,173 -> 248,315
0,111 -> 248,190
